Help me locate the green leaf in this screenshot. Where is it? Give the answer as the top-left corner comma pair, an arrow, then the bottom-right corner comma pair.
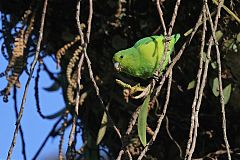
232,44 -> 238,53
212,77 -> 219,97
138,95 -> 150,147
224,39 -> 234,49
237,32 -> 240,42
96,111 -> 108,145
211,61 -> 217,69
223,84 -> 232,104
187,80 -> 196,90
215,30 -> 223,42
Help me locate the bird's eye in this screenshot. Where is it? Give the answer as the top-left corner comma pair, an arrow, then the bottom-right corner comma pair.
120,55 -> 123,59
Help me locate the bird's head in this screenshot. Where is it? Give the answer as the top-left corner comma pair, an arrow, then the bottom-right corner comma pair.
112,50 -> 126,72
112,47 -> 139,77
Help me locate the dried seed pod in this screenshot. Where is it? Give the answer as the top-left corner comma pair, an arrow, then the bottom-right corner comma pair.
2,9 -> 35,100
56,36 -> 81,68
66,46 -> 82,88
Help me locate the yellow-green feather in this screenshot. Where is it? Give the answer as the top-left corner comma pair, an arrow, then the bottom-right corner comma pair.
113,34 -> 180,79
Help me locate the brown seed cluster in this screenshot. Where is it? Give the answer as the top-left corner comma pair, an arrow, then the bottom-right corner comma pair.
3,9 -> 35,102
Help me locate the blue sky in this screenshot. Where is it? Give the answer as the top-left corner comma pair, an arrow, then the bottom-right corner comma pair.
0,14 -> 75,159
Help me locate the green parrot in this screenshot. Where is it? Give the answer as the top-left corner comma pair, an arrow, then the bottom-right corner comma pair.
113,34 -> 180,79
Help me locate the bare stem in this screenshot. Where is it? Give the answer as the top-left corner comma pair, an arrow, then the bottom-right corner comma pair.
75,0 -> 122,142
156,0 -> 167,35
205,1 -> 231,159
116,106 -> 141,160
185,6 -> 206,159
13,87 -> 27,160
7,0 -> 48,159
59,110 -> 69,160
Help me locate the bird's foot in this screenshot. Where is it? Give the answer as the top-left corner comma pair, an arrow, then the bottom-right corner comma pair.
131,84 -> 151,99
115,79 -> 150,100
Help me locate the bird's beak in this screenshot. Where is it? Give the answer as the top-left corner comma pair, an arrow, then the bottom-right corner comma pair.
114,62 -> 121,72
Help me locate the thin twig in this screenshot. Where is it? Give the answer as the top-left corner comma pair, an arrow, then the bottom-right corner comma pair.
75,0 -> 122,142
126,150 -> 133,160
192,149 -> 234,160
184,11 -> 216,37
154,6 -> 203,98
165,116 -> 183,159
185,9 -> 212,160
126,106 -> 141,135
167,0 -> 181,35
156,0 -> 167,35
142,8 -> 204,159
212,0 -> 240,24
66,48 -> 83,158
185,0 -> 224,158
189,13 -> 203,43
186,0 -> 231,159
66,1 -> 86,157
13,87 -> 27,160
185,6 -> 206,158
205,1 -> 231,159
7,0 -> 48,159
116,150 -> 125,160
157,0 -> 181,76
154,42 -> 184,98
59,110 -> 69,160
66,104 -> 78,158
116,106 -> 141,160
86,0 -> 93,43
76,0 -> 84,45
146,126 -> 155,136
187,36 -> 213,160
154,0 -> 182,99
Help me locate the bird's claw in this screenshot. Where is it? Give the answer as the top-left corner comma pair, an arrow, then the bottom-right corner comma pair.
115,79 -> 150,100
131,84 -> 151,99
